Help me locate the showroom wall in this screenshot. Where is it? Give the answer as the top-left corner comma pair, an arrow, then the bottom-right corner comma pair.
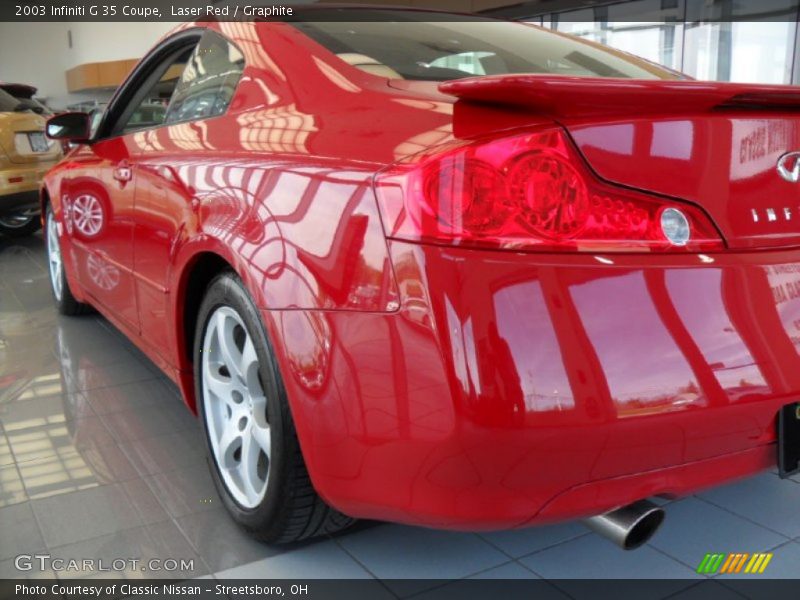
0,22 -> 68,104
0,21 -> 173,109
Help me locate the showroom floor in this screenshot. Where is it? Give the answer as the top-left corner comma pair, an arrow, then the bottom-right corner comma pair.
2,232 -> 800,598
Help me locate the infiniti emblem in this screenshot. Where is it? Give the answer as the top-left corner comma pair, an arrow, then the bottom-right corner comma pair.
777,152 -> 800,182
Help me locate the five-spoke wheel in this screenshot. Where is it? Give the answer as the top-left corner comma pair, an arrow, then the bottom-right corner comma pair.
47,209 -> 63,302
44,205 -> 90,316
202,306 -> 273,508
195,272 -> 354,542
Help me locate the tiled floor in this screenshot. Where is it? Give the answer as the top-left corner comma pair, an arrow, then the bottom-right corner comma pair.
2,232 -> 800,597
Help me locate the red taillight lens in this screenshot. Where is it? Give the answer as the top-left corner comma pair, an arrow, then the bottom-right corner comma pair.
375,128 -> 724,252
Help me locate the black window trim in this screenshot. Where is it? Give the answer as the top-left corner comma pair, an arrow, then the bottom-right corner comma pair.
93,29 -> 203,142
162,29 -> 247,128
92,27 -> 247,143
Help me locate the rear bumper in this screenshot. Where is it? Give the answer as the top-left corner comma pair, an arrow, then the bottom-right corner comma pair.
268,241 -> 800,529
0,162 -> 55,216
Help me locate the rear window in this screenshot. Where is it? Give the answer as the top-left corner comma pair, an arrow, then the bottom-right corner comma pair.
13,97 -> 51,115
0,87 -> 50,115
293,13 -> 679,81
0,89 -> 20,112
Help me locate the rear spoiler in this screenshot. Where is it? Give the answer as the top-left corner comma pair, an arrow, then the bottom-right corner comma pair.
439,75 -> 800,118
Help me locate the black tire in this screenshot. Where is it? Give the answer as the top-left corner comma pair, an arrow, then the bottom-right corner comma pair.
45,205 -> 91,316
194,271 -> 355,543
0,213 -> 41,237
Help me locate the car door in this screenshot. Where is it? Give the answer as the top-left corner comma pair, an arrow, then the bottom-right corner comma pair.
59,119 -> 139,330
70,32 -> 201,336
132,30 -> 245,355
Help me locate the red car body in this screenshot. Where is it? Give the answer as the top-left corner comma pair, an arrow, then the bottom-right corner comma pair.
41,15 -> 800,530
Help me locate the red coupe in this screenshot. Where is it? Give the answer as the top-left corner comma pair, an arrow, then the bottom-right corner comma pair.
42,8 -> 800,548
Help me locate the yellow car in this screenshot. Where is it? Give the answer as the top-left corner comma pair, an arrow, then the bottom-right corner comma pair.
0,83 -> 62,237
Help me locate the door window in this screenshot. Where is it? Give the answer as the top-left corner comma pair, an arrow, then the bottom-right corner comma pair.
165,31 -> 245,125
104,30 -> 245,138
115,48 -> 193,135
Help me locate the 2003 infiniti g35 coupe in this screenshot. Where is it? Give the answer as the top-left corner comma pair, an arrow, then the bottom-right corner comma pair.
42,8 -> 800,548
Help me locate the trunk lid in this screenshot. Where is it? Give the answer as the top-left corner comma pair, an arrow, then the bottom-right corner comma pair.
441,75 -> 800,250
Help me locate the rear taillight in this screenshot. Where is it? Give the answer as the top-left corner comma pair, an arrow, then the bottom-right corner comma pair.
374,128 -> 724,252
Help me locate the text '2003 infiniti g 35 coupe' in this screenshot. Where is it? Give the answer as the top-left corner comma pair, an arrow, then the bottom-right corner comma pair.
42,8 -> 800,549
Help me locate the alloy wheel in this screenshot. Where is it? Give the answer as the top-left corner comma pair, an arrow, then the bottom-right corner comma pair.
71,194 -> 103,236
202,305 -> 272,508
47,211 -> 63,302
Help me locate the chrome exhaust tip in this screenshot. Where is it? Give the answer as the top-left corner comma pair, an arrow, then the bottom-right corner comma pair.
583,500 -> 665,550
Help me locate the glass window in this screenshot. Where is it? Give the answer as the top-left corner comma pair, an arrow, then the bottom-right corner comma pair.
557,21 -> 684,72
165,31 -> 245,125
89,106 -> 106,138
683,21 -> 795,83
545,0 -> 799,84
554,0 -> 685,73
684,0 -> 796,22
429,52 -> 493,76
0,84 -> 52,115
118,48 -> 192,134
0,89 -> 21,113
293,11 -> 680,81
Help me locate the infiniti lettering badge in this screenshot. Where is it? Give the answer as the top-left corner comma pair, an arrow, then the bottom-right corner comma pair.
777,152 -> 800,183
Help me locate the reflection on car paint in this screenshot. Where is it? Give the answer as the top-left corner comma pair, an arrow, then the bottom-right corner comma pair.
40,18 -> 800,529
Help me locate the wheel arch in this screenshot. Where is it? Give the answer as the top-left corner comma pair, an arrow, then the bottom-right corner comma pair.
171,242 -> 335,514
39,186 -> 50,229
173,250 -> 234,412
172,237 -> 279,409
39,185 -> 50,215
